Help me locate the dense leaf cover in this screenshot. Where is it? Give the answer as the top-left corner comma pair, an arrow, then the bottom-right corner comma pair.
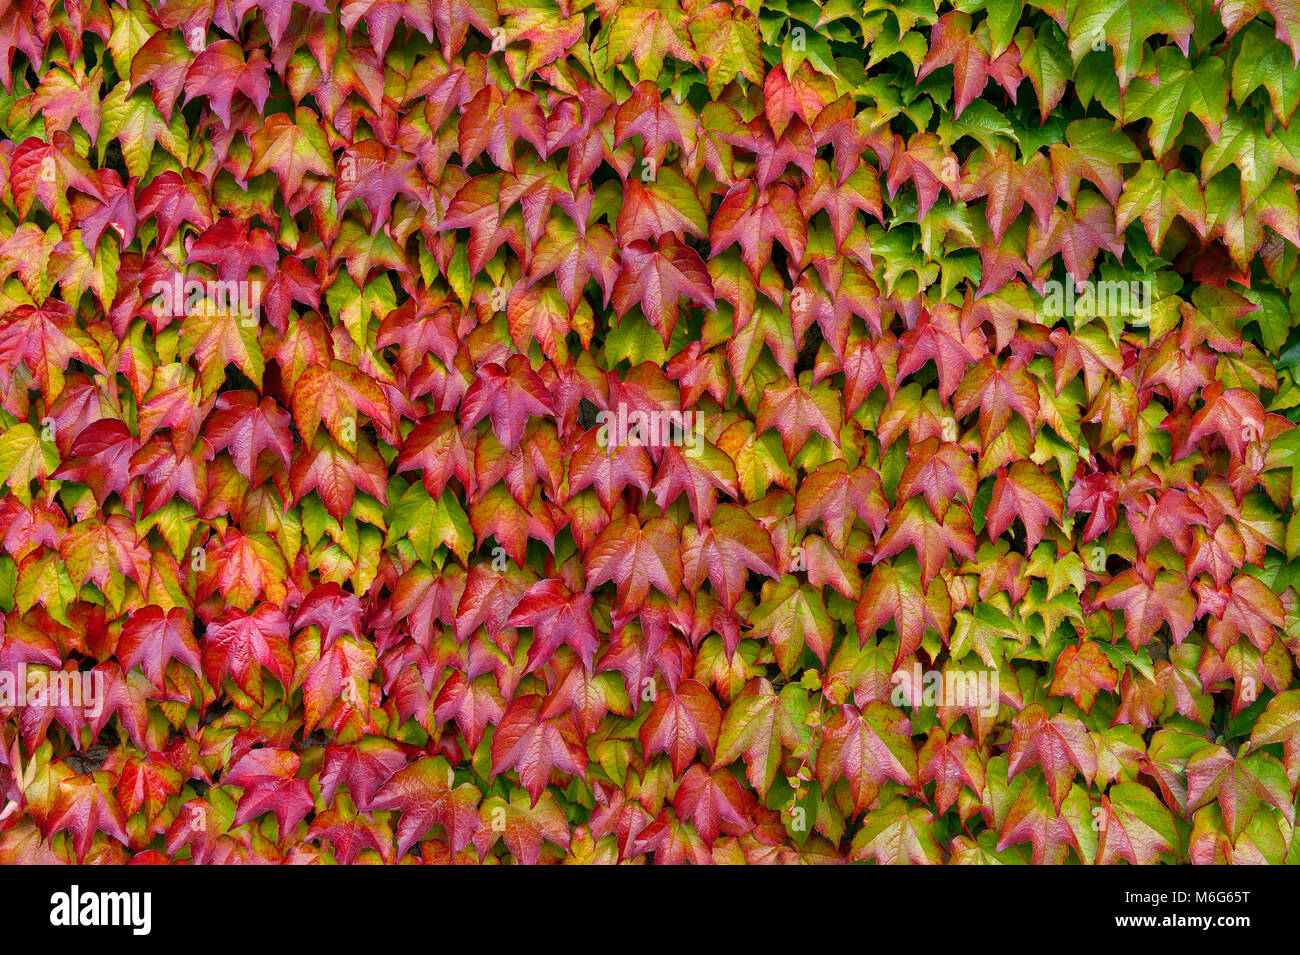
1,0 -> 1300,865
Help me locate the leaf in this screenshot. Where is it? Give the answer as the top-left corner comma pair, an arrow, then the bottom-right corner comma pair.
507,579 -> 601,671
642,679 -> 723,777
249,108 -> 334,202
817,701 -> 918,812
1115,160 -> 1208,248
59,514 -> 150,607
919,728 -> 986,814
873,496 -> 977,586
687,4 -> 764,98
1007,704 -> 1098,811
1028,191 -> 1126,282
99,82 -> 188,179
306,795 -> 393,864
617,168 -> 708,242
586,515 -> 683,609
0,425 -> 59,506
460,355 -> 555,452
1121,49 -> 1226,156
203,604 -> 295,702
713,678 -> 801,797
370,757 -> 480,855
289,434 -> 389,522
916,12 -> 1011,117
996,776 -> 1084,864
1096,569 -> 1197,650
857,558 -> 952,660
42,771 -> 129,862
1178,382 -> 1267,459
1048,640 -> 1118,712
116,606 -> 202,689
983,462 -> 1063,552
1097,781 -> 1179,864
749,576 -> 835,673
711,180 -> 808,280
755,375 -> 843,460
387,481 -> 473,566
672,764 -> 748,846
1065,0 -> 1194,89
491,695 -> 587,805
1018,24 -> 1072,122
183,40 -> 271,127
225,748 -> 313,835
849,799 -> 943,864
961,146 -> 1054,243
9,134 -> 103,231
206,391 -> 295,481
474,789 -> 570,865
0,302 -> 101,402
291,359 -> 393,450
681,503 -> 779,613
605,1 -> 695,79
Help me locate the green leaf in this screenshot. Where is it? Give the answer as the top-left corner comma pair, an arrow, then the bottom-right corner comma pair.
688,4 -> 764,98
99,81 -> 188,178
1121,48 -> 1226,157
1065,0 -> 1194,89
0,423 -> 58,505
